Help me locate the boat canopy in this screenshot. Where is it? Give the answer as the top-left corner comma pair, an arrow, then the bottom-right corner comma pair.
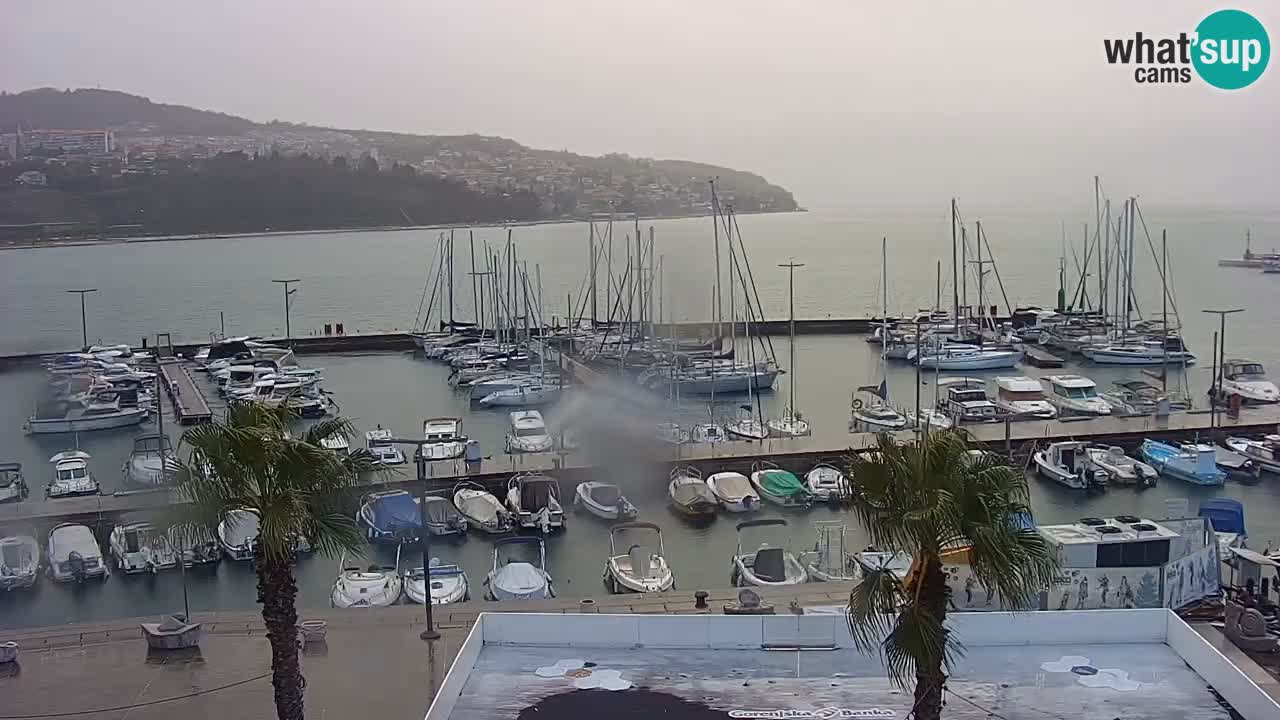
519,478 -> 556,510
757,470 -> 808,498
585,483 -> 621,506
672,481 -> 715,505
424,496 -> 460,524
1198,498 -> 1245,535
371,493 -> 421,532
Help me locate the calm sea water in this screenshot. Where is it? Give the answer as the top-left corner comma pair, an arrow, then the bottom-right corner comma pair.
2,207 -> 1280,630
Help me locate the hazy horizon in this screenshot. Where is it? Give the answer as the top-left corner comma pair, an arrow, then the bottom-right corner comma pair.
3,1 -> 1277,211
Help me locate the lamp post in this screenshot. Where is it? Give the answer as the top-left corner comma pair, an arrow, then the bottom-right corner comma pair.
67,288 -> 98,350
387,435 -> 441,641
1202,308 -> 1244,429
271,279 -> 300,342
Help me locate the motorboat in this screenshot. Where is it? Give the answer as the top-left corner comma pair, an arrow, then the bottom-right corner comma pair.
1041,375 -> 1112,416
1084,446 -> 1157,488
1139,440 -> 1225,486
917,345 -> 1021,370
331,547 -> 403,608
0,534 -> 39,591
805,521 -> 860,582
218,509 -> 261,561
422,496 -> 469,536
109,522 -> 178,574
1101,381 -> 1190,416
168,525 -> 220,567
0,463 -> 29,504
1083,342 -> 1195,366
365,427 -> 407,466
47,523 -> 109,582
654,422 -> 690,445
805,463 -> 847,502
25,394 -> 148,434
1198,499 -> 1247,556
485,536 -> 554,601
767,411 -> 811,438
1223,435 -> 1280,474
903,407 -> 953,431
320,434 -> 351,458
417,417 -> 468,461
854,550 -> 913,580
404,558 -> 469,605
729,519 -> 808,587
122,434 -> 180,486
993,376 -> 1056,419
506,473 -> 564,532
937,377 -> 1000,423
46,451 -> 100,499
505,411 -> 552,453
705,471 -> 761,513
668,467 -> 719,518
477,383 -> 561,407
1218,359 -> 1279,404
573,482 -> 637,521
725,407 -> 770,441
749,463 -> 812,507
603,522 -> 675,594
849,390 -> 908,433
690,423 -> 729,444
1033,441 -> 1109,491
358,490 -> 422,544
1213,445 -> 1261,483
453,482 -> 514,534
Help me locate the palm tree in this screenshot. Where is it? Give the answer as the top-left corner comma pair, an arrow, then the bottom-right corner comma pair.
844,430 -> 1058,720
177,403 -> 381,720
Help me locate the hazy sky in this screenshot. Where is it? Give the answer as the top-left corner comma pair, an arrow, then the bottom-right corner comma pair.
3,1 -> 1277,210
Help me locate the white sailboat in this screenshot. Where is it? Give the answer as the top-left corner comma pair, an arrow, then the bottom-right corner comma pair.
852,240 -> 907,433
769,259 -> 811,437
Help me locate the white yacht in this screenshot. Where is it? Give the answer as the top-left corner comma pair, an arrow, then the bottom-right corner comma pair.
1083,342 -> 1195,366
365,427 -> 407,466
505,411 -> 552,453
917,345 -> 1021,371
603,522 -> 675,594
331,547 -> 403,609
47,523 -> 109,582
476,383 -> 561,408
1218,359 -> 1280,404
937,377 -> 1000,423
418,417 -> 468,460
1041,374 -> 1112,416
109,522 -> 178,574
725,407 -> 770,441
1033,441 -> 1109,491
25,395 -> 148,434
993,376 -> 1057,419
0,534 -> 39,591
46,451 -> 100,498
849,389 -> 908,433
404,558 -> 468,605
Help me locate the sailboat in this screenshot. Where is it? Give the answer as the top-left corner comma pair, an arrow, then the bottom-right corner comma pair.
851,239 -> 907,433
769,259 -> 811,437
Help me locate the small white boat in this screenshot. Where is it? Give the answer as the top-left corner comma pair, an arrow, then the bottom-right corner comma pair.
1041,374 -> 1112,416
505,411 -> 552,453
690,423 -> 729,444
573,481 -> 637,521
903,407 -> 953,431
850,391 -> 908,432
123,434 -> 180,486
218,509 -> 260,561
0,462 -> 30,504
506,473 -> 564,532
109,522 -> 178,574
1218,359 -> 1280,404
725,407 -> 770,440
1033,441 -> 1109,491
319,434 -> 350,458
854,550 -> 913,580
603,522 -> 675,594
477,384 -> 561,407
404,558 -> 469,605
805,522 -> 860,582
749,463 -> 813,507
705,471 -> 760,512
730,519 -> 808,587
0,534 -> 39,591
453,482 -> 514,533
767,411 -> 811,438
46,451 -> 100,499
1083,343 -> 1195,366
937,377 -> 1000,423
331,547 -> 403,608
486,536 -> 554,601
918,346 -> 1021,370
168,525 -> 220,567
365,427 -> 407,466
993,376 -> 1057,419
1224,435 -> 1280,474
25,394 -> 148,434
655,422 -> 690,445
805,463 -> 847,501
47,523 -> 109,582
1084,446 -> 1157,488
416,417 -> 468,460
422,496 -> 469,536
668,467 -> 719,519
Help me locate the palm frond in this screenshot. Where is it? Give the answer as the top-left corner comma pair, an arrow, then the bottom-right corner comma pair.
882,601 -> 961,687
846,566 -> 907,654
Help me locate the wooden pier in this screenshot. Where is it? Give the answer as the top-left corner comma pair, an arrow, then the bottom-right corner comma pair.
1022,345 -> 1066,368
157,358 -> 213,425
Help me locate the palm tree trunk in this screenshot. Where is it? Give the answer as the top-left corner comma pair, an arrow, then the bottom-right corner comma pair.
913,555 -> 949,720
256,550 -> 305,720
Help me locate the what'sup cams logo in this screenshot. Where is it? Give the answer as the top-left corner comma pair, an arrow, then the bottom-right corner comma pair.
1104,9 -> 1270,89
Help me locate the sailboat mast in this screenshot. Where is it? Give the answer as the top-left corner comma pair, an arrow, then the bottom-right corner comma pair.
447,229 -> 455,327
779,259 -> 804,414
950,199 -> 959,325
1161,229 -> 1169,390
1094,176 -> 1102,313
710,179 -> 723,341
935,261 -> 941,312
881,237 -> 889,365
589,222 -> 597,326
729,218 -> 737,352
961,225 -> 968,326
976,220 -> 984,331
468,231 -> 479,325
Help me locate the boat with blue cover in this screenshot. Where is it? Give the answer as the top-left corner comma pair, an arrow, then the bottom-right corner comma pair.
1198,498 -> 1246,555
357,490 -> 422,543
1139,440 -> 1225,486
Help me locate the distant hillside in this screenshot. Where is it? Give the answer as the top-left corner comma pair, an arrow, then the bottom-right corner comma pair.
0,88 -> 253,136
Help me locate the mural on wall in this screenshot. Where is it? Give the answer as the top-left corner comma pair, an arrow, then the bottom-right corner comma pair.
1158,517 -> 1211,560
1042,568 -> 1163,611
1162,542 -> 1220,609
941,563 -> 1035,611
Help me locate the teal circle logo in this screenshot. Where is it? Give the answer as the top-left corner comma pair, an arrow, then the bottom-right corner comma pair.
1193,9 -> 1270,89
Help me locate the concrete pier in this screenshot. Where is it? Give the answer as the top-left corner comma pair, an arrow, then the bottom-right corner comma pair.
157,357 -> 212,425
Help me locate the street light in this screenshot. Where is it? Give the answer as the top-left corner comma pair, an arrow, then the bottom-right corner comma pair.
271,279 -> 300,342
66,288 -> 98,350
1202,308 -> 1244,428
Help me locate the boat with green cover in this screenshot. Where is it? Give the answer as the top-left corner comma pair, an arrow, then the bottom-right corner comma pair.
749,464 -> 812,507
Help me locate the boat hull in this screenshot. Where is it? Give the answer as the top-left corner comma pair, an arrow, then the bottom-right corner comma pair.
918,351 -> 1021,370
670,370 -> 778,396
26,409 -> 148,434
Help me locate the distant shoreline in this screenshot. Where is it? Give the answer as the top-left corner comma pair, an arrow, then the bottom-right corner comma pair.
0,208 -> 804,252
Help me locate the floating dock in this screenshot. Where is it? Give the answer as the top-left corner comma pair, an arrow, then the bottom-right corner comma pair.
157,358 -> 213,425
1022,345 -> 1066,368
